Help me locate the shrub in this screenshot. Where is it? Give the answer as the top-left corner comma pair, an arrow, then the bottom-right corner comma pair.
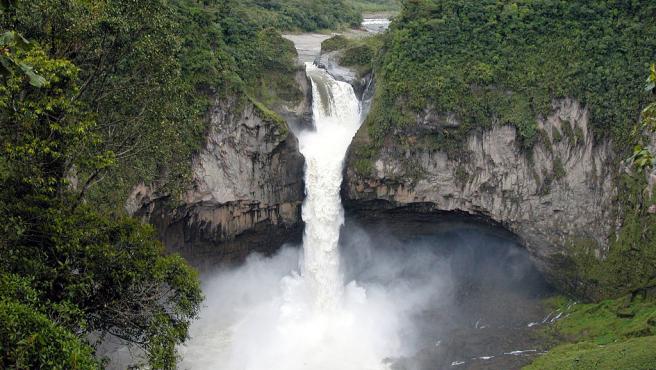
322,35 -> 350,53
0,301 -> 100,370
341,44 -> 375,66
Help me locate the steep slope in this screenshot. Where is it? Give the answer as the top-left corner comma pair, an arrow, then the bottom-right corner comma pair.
132,95 -> 308,268
345,98 -> 616,280
122,2 -> 325,267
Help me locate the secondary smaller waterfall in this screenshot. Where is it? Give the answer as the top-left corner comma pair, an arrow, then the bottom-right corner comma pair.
298,63 -> 362,309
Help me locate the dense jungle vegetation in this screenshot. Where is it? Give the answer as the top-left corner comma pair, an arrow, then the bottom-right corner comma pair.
1,0 -> 654,368
239,0 -> 361,31
364,0 -> 656,150
0,0 -> 365,367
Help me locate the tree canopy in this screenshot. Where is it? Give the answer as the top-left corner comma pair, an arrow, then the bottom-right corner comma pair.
0,34 -> 202,367
0,0 -> 373,366
364,0 -> 656,151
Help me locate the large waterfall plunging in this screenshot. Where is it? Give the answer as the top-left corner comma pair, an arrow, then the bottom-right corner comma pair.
298,63 -> 361,309
178,62 -> 551,370
179,64 -> 405,370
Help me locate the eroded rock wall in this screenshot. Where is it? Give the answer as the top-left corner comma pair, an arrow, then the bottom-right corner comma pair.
344,99 -> 618,277
132,91 -> 308,268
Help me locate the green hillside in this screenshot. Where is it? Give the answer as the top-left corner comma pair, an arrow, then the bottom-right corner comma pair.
365,0 -> 656,150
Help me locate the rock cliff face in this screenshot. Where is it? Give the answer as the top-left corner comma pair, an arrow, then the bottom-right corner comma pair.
132,78 -> 309,268
344,98 -> 619,278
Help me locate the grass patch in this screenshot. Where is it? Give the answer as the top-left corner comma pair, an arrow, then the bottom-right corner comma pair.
525,336 -> 656,370
251,99 -> 289,138
524,295 -> 656,370
550,296 -> 656,343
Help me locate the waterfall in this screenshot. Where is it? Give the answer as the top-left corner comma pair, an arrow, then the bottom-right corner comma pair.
180,59 -> 551,370
180,63 -> 401,370
298,63 -> 362,309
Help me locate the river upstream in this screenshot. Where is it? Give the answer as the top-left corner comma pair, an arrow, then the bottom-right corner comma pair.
179,19 -> 553,370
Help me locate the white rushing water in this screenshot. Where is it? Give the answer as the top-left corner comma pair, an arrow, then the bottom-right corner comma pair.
362,18 -> 391,33
180,63 -> 404,370
299,62 -> 361,309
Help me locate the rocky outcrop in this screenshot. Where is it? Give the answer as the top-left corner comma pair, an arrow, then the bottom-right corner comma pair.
316,50 -> 372,101
132,88 -> 308,268
279,69 -> 314,131
344,99 -> 619,279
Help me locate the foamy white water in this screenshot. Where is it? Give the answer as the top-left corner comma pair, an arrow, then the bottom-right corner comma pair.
362,18 -> 391,33
180,63 -> 402,370
298,62 -> 362,309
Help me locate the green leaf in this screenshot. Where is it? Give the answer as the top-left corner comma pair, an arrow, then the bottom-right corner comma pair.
14,32 -> 30,50
18,62 -> 46,87
0,31 -> 30,49
647,64 -> 656,92
0,31 -> 14,45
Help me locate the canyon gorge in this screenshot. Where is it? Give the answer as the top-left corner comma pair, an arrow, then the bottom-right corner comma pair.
2,1 -> 654,369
